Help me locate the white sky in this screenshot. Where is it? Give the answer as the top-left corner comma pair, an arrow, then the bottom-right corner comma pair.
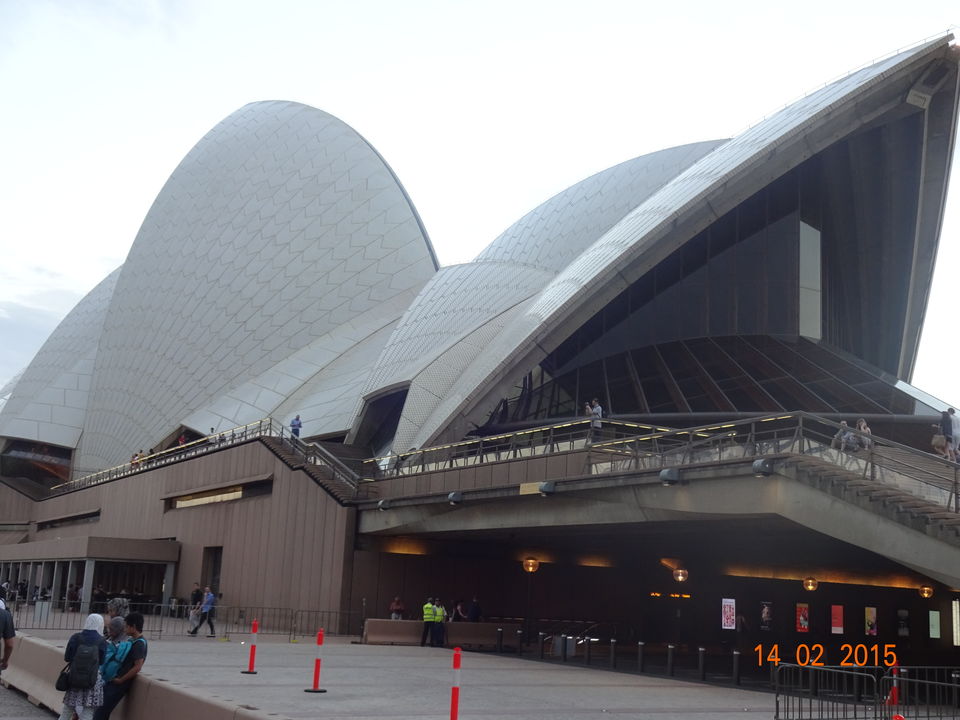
0,1 -> 958,403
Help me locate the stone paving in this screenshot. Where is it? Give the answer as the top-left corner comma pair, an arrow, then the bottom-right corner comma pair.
16,631 -> 775,719
0,682 -> 53,719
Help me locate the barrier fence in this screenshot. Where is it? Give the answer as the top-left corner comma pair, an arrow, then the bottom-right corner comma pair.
6,601 -> 360,642
774,664 -> 960,720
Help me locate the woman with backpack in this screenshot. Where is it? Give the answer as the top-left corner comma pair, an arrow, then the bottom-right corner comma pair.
57,613 -> 107,720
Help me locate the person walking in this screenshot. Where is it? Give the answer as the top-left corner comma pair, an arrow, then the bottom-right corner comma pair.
290,415 -> 303,438
57,613 -> 107,720
188,586 -> 217,637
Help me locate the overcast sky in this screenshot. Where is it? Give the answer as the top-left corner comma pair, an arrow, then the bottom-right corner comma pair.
1,1 -> 958,403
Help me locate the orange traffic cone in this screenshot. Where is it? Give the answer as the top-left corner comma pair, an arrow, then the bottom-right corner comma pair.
885,663 -> 899,706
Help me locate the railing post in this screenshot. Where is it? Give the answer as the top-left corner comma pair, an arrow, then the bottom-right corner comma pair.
955,468 -> 959,513
667,644 -> 675,676
637,641 -> 645,673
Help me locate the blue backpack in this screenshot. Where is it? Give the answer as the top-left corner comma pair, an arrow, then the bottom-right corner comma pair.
101,637 -> 143,681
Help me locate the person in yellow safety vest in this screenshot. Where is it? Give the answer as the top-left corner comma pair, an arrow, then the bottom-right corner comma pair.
432,598 -> 447,647
420,597 -> 436,647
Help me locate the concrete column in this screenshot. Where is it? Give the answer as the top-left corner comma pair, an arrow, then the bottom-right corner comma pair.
65,561 -> 77,610
80,560 -> 95,615
51,561 -> 64,610
161,562 -> 175,607
41,561 -> 52,595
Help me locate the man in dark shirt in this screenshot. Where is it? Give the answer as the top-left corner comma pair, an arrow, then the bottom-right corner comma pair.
0,587 -> 15,677
93,612 -> 147,720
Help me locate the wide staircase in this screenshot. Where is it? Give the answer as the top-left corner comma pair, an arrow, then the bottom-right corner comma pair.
788,454 -> 960,548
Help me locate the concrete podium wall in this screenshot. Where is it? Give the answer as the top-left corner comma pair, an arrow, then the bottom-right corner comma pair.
0,634 -> 279,720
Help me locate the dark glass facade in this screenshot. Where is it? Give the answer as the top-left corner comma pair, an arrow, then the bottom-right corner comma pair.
489,110 -> 931,426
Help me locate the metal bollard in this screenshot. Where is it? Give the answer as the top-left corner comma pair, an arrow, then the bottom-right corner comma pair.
561,634 -> 568,662
516,629 -> 523,655
698,646 -> 706,680
667,644 -> 675,676
496,627 -> 503,654
732,650 -> 741,686
538,632 -> 545,659
609,638 -> 617,668
637,641 -> 645,673
585,636 -> 592,665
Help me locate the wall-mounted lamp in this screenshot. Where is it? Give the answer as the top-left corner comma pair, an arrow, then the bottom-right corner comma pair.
672,568 -> 689,582
522,557 -> 541,573
919,584 -> 934,599
752,458 -> 776,477
660,468 -> 685,487
538,481 -> 556,496
802,577 -> 819,591
377,499 -> 392,512
447,491 -> 463,506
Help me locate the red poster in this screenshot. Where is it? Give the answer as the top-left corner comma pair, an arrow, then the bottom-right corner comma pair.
831,605 -> 843,634
796,603 -> 810,632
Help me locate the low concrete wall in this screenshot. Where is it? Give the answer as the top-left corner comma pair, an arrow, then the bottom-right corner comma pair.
363,619 -> 522,648
0,634 -> 287,720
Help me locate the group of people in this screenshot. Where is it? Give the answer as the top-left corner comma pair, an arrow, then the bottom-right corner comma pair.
934,407 -> 960,460
0,583 -> 147,720
419,596 -> 482,647
832,418 -> 873,451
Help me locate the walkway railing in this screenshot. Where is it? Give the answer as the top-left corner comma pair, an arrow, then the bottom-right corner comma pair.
362,418 -> 674,478
588,412 -> 959,511
49,418 -> 360,497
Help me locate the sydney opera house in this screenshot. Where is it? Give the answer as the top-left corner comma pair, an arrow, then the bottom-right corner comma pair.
1,36 -> 959,665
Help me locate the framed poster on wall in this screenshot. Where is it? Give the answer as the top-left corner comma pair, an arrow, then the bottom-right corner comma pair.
796,603 -> 809,632
929,610 -> 941,639
760,602 -> 772,631
865,607 -> 877,636
722,598 -> 736,630
897,610 -> 909,637
830,605 -> 843,634
953,601 -> 959,646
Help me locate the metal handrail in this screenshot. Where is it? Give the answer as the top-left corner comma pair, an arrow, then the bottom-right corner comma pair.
364,418 -> 676,478
49,418 -> 360,497
589,412 -> 958,510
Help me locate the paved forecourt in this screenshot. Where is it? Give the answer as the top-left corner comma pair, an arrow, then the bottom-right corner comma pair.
0,683 -> 54,720
17,631 -> 774,719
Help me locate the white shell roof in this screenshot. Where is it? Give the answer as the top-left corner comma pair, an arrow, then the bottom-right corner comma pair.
66,100 -> 437,469
356,141 -> 726,450
386,35 -> 956,450
0,269 -> 120,450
